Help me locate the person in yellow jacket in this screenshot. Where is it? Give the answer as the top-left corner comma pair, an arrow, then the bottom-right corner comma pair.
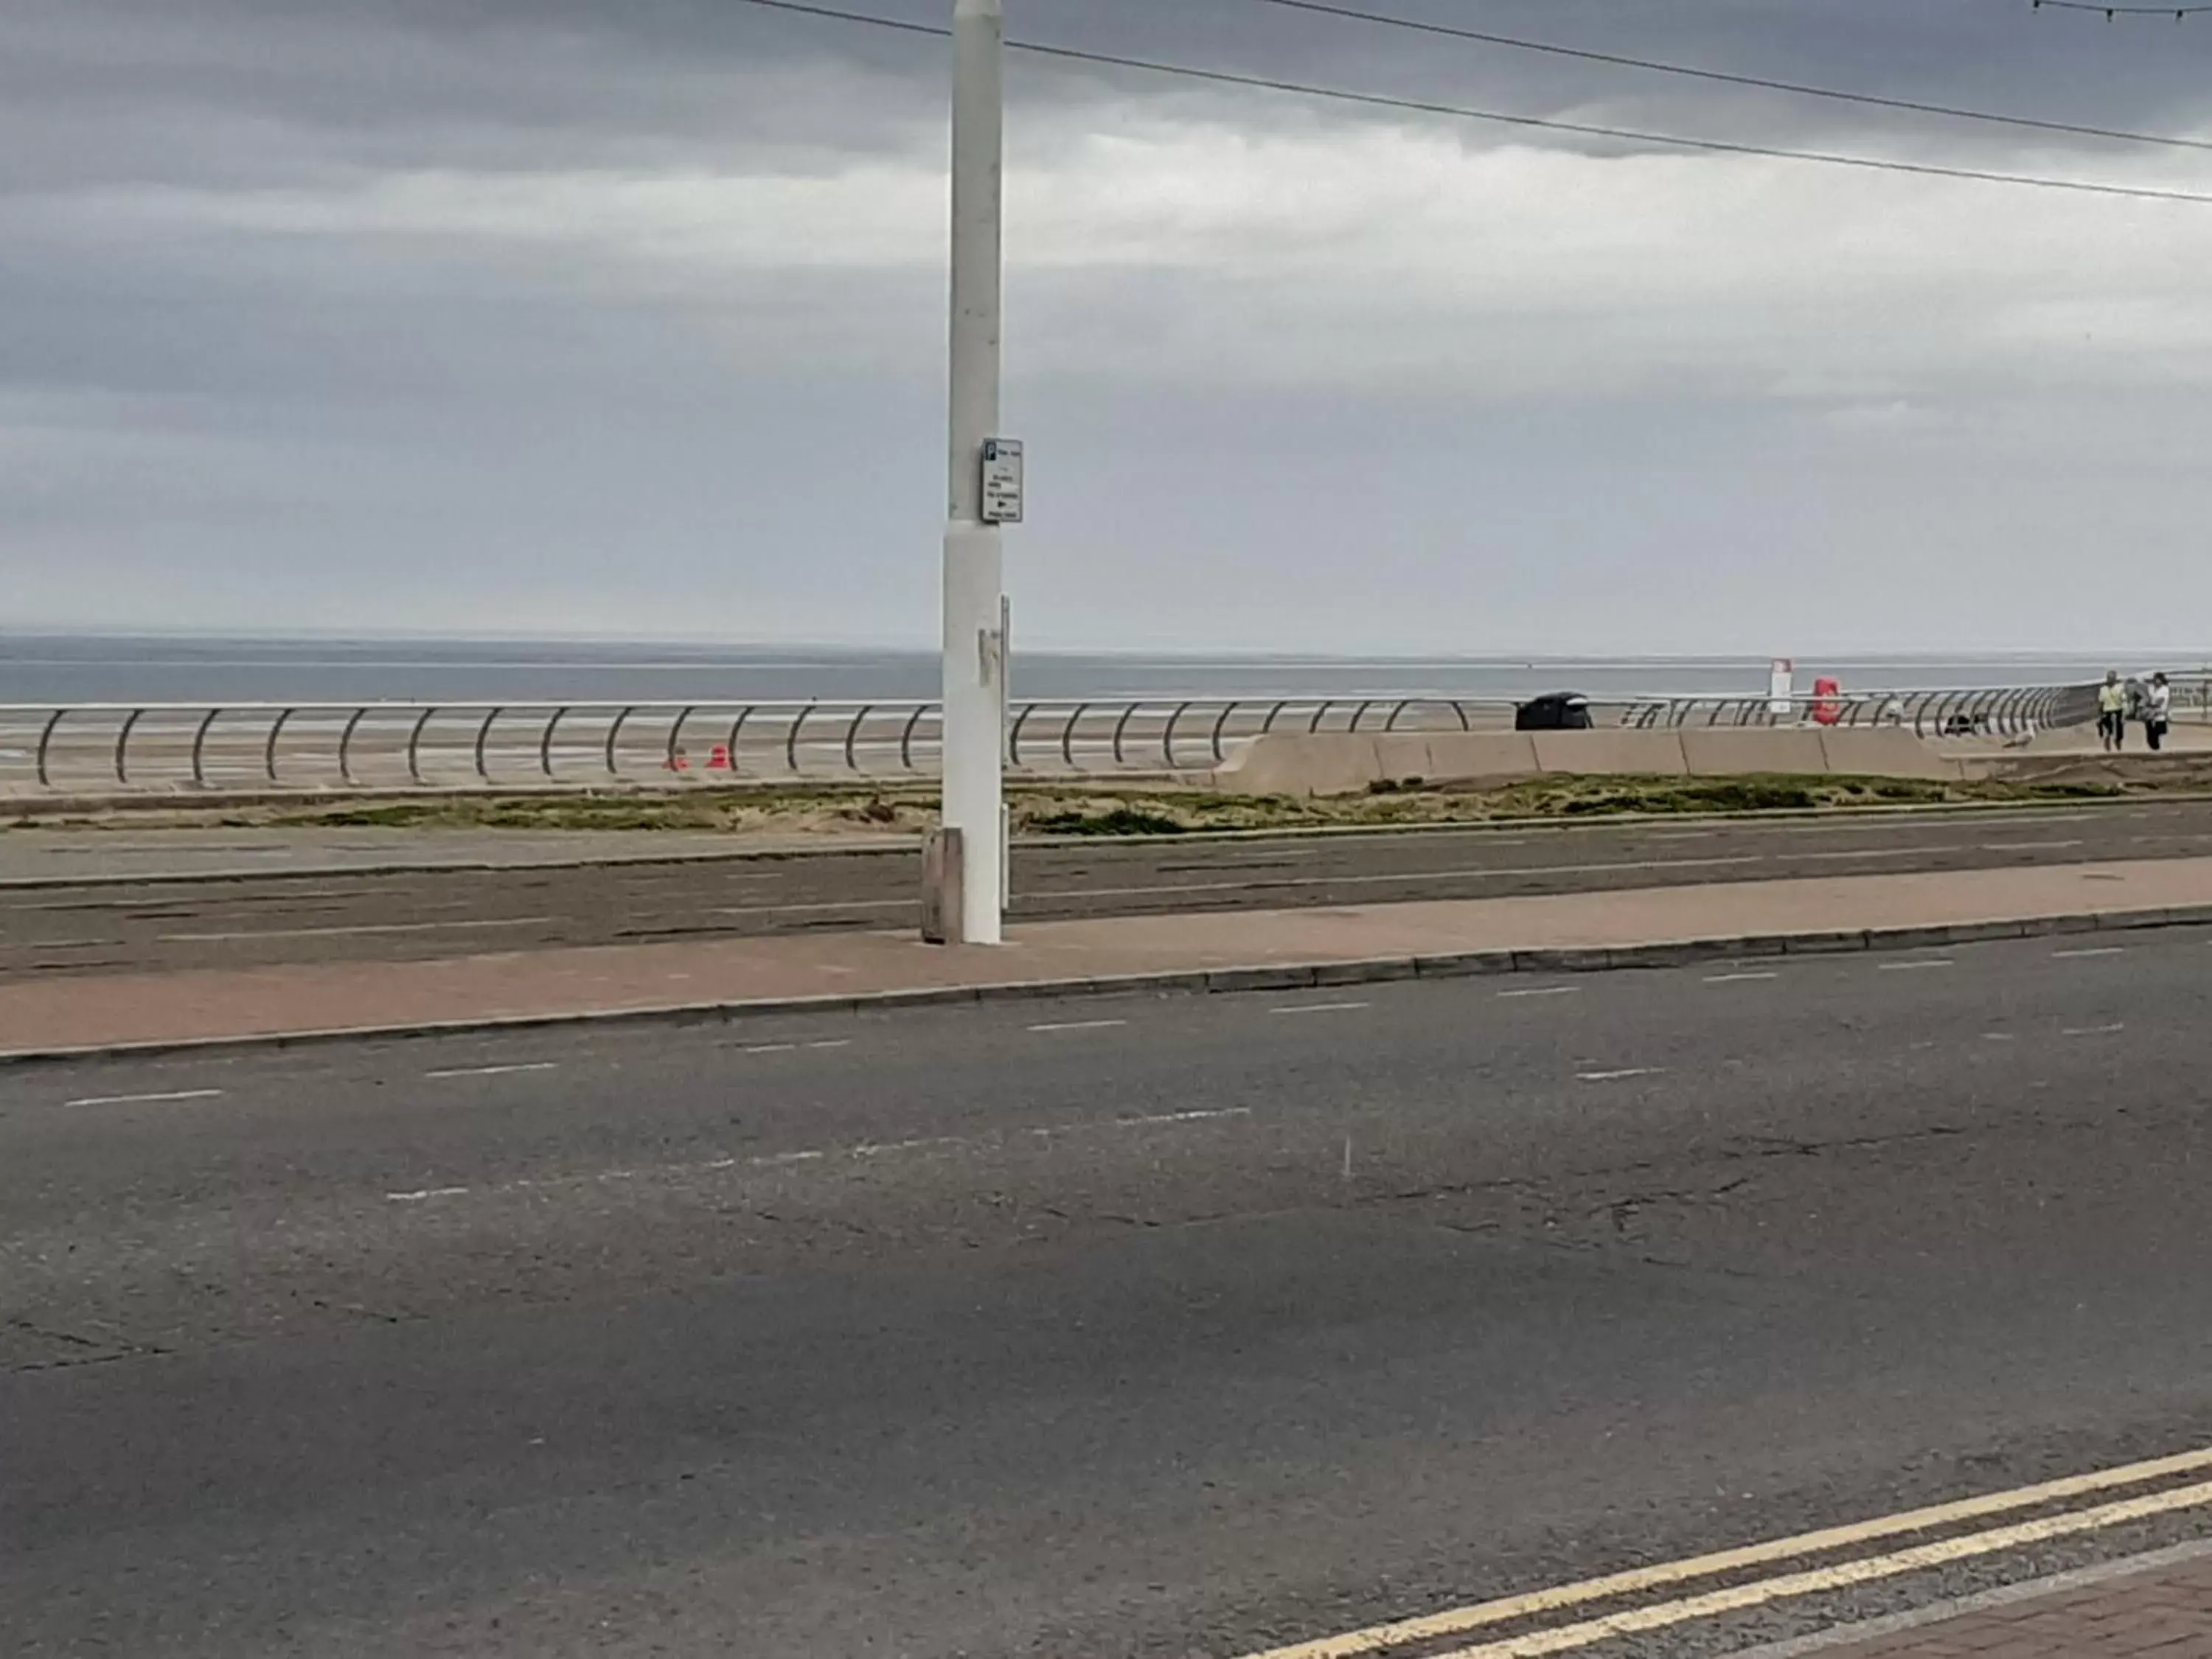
2098,671 -> 2128,753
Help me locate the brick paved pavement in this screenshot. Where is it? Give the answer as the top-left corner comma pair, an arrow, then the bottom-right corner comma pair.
3,855 -> 2212,1057
1786,1549 -> 2212,1657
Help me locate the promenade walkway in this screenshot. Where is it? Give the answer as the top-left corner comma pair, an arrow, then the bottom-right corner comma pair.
7,854 -> 2211,1059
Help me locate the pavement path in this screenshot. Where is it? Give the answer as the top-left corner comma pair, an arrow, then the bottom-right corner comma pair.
1773,1545 -> 2212,1656
11,799 -> 2212,978
5,855 -> 2212,1057
11,928 -> 2212,1655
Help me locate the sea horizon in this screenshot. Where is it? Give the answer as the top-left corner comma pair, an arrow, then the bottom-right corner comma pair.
1,630 -> 2198,709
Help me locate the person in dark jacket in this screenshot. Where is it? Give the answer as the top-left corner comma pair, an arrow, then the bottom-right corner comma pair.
2146,672 -> 2173,753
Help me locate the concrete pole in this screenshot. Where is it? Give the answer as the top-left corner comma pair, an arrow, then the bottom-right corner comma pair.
942,0 -> 1006,944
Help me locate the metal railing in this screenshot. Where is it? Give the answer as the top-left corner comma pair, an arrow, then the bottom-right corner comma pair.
1622,683 -> 2099,737
0,695 -> 1514,795
0,683 -> 2105,796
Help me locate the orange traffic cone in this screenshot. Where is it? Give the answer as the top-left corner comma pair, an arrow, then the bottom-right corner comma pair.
708,743 -> 733,771
664,748 -> 691,773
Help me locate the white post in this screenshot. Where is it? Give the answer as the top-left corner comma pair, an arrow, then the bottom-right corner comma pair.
1000,592 -> 1012,914
942,0 -> 1006,945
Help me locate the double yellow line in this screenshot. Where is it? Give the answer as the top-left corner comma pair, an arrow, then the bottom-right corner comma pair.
1237,1444 -> 2212,1659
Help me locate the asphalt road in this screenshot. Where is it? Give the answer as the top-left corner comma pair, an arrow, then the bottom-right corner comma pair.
10,798 -> 2212,978
10,929 -> 2212,1656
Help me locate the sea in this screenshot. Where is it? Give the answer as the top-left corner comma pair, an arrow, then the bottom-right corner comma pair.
0,633 -> 2174,709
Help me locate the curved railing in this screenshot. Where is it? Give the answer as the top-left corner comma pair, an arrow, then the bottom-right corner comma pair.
0,683 -> 2106,795
0,695 -> 1514,794
1621,683 -> 2098,738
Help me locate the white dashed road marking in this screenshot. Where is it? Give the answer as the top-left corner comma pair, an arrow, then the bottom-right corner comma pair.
385,1107 -> 1255,1206
424,1062 -> 558,1080
1028,1019 -> 1130,1034
1879,959 -> 1955,972
703,897 -> 897,919
160,917 -> 556,943
63,1088 -> 225,1109
1057,1107 -> 1253,1133
2052,946 -> 2125,959
1271,1001 -> 1371,1017
2063,1023 -> 2127,1037
1499,986 -> 1580,999
1043,854 -> 1765,908
1577,1068 -> 1663,1082
1705,972 -> 1781,984
852,1135 -> 967,1159
1784,846 -> 1955,864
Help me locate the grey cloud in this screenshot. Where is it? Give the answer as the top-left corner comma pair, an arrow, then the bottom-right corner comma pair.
7,0 -> 2212,649
13,0 -> 2212,183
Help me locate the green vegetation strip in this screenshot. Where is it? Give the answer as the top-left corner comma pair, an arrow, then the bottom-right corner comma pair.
10,765 -> 2196,839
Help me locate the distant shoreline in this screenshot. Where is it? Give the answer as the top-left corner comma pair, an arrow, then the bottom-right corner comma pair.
0,632 -> 2188,709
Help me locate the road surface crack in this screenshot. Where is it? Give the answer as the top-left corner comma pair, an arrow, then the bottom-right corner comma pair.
4,1316 -> 172,1373
751,1207 -> 877,1242
1725,1124 -> 1969,1160
1599,1176 -> 1753,1237
306,1298 -> 416,1326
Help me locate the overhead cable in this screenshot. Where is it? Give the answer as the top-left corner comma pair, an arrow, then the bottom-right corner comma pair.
1245,0 -> 2212,153
731,0 -> 2212,206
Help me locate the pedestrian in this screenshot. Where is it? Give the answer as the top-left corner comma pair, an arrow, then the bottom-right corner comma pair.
2098,670 -> 2127,752
2146,671 -> 2173,753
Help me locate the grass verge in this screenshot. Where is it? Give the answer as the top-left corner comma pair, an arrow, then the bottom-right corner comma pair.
4,764 -> 2187,839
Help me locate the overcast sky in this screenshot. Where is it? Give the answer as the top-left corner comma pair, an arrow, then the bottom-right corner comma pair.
7,0 -> 2212,653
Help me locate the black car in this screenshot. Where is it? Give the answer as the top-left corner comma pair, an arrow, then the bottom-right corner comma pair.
1514,692 -> 1594,732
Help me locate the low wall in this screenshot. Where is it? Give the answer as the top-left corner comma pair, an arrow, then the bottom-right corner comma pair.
1815,729 -> 1977,780
1208,728 -> 1975,796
